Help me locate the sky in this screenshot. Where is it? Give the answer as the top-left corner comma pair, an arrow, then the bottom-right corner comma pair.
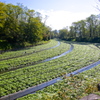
0,0 -> 100,30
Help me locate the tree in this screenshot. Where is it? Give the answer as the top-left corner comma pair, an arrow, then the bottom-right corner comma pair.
0,2 -> 7,27
52,30 -> 59,38
65,14 -> 100,42
0,2 -> 52,50
86,15 -> 99,39
59,28 -> 68,40
1,4 -> 23,45
26,17 -> 43,43
96,0 -> 100,11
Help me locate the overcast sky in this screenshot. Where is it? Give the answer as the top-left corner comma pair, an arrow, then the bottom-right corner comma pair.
1,0 -> 99,30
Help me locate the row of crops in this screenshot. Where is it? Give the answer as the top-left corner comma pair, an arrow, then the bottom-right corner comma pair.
0,40 -> 57,61
17,64 -> 100,100
0,40 -> 70,72
0,40 -> 70,97
0,40 -> 100,98
95,43 -> 100,49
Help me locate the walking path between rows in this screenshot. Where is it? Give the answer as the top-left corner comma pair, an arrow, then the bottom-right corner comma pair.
0,41 -> 60,61
1,60 -> 100,100
0,41 -> 61,74
0,43 -> 100,100
0,43 -> 73,100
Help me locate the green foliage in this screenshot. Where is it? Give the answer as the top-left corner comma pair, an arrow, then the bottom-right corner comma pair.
0,40 -> 100,97
58,14 -> 100,43
0,2 -> 52,50
0,2 -> 7,27
0,40 -> 69,72
59,28 -> 69,40
17,65 -> 100,100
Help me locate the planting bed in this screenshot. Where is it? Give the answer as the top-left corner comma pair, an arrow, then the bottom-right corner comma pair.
0,40 -> 100,100
0,40 -> 58,61
17,64 -> 100,100
0,40 -> 70,72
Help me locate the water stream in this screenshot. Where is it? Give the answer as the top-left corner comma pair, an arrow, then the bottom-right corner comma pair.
42,44 -> 74,62
1,43 -> 100,100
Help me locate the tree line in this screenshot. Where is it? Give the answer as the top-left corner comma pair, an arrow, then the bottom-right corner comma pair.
0,2 -> 100,50
0,2 -> 52,50
58,14 -> 100,43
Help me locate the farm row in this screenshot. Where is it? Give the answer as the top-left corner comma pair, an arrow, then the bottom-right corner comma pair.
17,64 -> 100,100
0,40 -> 57,61
0,40 -> 100,97
0,40 -> 70,72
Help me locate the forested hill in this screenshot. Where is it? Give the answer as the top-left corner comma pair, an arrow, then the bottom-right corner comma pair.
0,2 -> 52,50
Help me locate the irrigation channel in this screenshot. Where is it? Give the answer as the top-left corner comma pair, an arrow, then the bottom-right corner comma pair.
42,44 -> 74,62
0,41 -> 61,61
0,41 -> 61,74
0,44 -> 100,100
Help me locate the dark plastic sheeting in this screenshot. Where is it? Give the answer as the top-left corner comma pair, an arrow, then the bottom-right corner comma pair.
67,60 -> 100,76
0,77 -> 61,100
0,43 -> 73,100
48,41 -> 60,49
42,44 -> 74,62
0,44 -> 100,100
1,60 -> 100,100
0,41 -> 60,61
